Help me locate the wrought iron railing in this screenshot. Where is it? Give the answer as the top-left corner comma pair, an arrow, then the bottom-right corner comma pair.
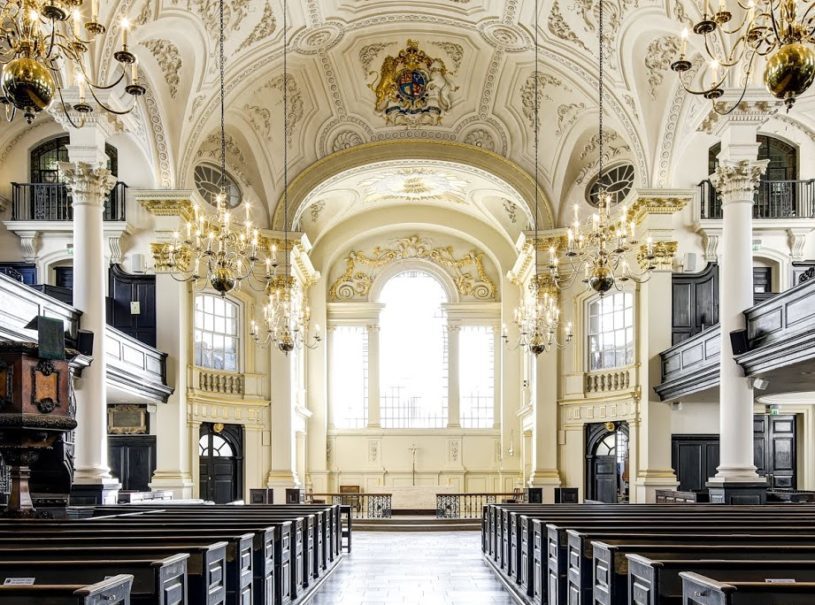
699,178 -> 815,219
436,493 -> 522,519
10,181 -> 128,221
306,492 -> 393,519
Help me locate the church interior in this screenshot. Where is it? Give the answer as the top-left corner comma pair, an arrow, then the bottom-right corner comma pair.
1,0 -> 815,602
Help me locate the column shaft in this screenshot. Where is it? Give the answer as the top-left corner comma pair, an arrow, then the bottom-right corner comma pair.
447,323 -> 460,428
367,324 -> 381,428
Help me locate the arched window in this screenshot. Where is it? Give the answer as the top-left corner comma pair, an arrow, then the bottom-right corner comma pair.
198,433 -> 234,457
194,294 -> 240,371
587,292 -> 634,371
330,326 -> 369,429
30,136 -> 117,183
379,270 -> 448,428
709,136 -> 797,180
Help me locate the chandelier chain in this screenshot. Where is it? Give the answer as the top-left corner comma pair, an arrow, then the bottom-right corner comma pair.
219,0 -> 226,191
283,0 -> 289,279
598,0 -> 605,191
534,0 -> 539,276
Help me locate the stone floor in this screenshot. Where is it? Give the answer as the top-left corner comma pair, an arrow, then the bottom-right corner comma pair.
308,531 -> 517,604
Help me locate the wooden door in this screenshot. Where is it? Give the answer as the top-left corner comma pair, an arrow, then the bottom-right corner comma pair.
198,423 -> 243,503
767,415 -> 797,489
586,422 -> 629,503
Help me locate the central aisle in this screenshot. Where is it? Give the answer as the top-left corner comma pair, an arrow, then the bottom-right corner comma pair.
309,531 -> 516,604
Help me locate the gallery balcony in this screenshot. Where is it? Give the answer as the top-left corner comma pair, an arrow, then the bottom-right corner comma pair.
656,273 -> 815,401
699,178 -> 815,220
10,181 -> 128,222
0,272 -> 172,404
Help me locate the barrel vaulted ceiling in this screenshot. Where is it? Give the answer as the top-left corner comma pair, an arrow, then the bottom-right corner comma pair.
5,0 -> 815,230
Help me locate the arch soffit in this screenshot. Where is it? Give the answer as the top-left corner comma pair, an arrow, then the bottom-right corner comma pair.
370,260 -> 460,305
273,140 -> 554,232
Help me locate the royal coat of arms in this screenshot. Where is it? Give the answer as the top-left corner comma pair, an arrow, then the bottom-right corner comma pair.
368,40 -> 457,126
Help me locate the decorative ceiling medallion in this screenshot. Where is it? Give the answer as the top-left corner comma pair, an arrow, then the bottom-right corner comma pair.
328,235 -> 496,302
359,167 -> 468,203
369,40 -> 458,126
479,20 -> 530,53
292,21 -> 344,55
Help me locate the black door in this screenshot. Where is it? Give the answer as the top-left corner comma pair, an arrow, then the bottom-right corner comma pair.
198,423 -> 243,503
109,435 -> 157,492
586,422 -> 629,503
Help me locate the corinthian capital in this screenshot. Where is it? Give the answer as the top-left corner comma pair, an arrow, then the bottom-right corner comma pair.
57,162 -> 118,207
711,159 -> 769,206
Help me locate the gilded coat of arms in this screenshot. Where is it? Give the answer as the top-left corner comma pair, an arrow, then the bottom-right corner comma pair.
368,40 -> 458,126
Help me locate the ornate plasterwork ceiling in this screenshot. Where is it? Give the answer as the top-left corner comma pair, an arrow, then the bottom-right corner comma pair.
293,159 -> 533,245
3,0 -> 813,229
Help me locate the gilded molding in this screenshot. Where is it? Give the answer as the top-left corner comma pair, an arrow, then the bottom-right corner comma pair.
140,198 -> 195,219
637,240 -> 677,270
627,195 -> 690,223
712,159 -> 769,205
328,234 -> 496,302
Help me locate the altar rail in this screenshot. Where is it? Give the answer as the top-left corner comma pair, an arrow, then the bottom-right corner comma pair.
436,493 -> 521,519
306,492 -> 393,519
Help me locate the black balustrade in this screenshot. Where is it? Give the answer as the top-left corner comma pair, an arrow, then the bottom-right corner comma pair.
699,178 -> 815,219
10,182 -> 127,222
436,493 -> 521,519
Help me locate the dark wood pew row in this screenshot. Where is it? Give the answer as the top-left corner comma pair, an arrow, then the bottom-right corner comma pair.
480,503 -> 815,605
0,543 -> 227,605
549,522 -> 815,605
590,542 -> 815,605
627,556 -> 815,605
0,574 -> 134,605
680,571 -> 815,605
0,554 -> 187,605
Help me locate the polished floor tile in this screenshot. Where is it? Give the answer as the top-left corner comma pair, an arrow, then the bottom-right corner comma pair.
309,531 -> 516,605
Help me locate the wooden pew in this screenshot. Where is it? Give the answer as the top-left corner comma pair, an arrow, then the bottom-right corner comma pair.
680,571 -> 815,605
627,556 -> 815,605
590,542 -> 815,605
0,574 -> 134,605
0,555 -> 187,605
0,543 -> 227,605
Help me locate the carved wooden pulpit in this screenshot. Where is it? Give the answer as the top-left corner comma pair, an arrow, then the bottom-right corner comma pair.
0,317 -> 77,516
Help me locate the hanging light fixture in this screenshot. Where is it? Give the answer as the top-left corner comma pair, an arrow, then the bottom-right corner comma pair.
165,0 -> 271,296
0,1 -> 145,125
549,0 -> 657,296
670,0 -> 815,112
250,0 -> 320,355
505,0 -> 573,357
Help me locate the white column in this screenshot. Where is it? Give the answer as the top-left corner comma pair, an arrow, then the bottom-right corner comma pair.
149,274 -> 194,498
59,161 -> 119,501
367,324 -> 381,428
447,323 -> 461,428
268,347 -> 300,501
528,347 -> 561,502
712,159 -> 768,483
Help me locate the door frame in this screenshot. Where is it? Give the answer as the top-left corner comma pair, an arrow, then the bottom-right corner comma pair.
585,421 -> 630,503
198,422 -> 244,503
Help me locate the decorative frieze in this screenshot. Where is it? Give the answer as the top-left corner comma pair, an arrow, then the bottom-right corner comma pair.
626,195 -> 690,223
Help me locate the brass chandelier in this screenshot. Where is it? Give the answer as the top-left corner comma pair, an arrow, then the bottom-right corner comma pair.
671,0 -> 815,111
0,0 -> 144,124
549,0 -> 656,296
505,0 -> 572,357
250,0 -> 320,355
166,0 -> 271,297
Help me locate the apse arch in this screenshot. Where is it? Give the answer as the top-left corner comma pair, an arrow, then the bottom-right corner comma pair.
273,140 -> 554,232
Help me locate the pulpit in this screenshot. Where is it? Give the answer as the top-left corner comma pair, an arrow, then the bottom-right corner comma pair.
0,320 -> 77,517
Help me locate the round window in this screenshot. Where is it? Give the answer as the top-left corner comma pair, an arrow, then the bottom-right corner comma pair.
194,163 -> 242,209
587,163 -> 635,207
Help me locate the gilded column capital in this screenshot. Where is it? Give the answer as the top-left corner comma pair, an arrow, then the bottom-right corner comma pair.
711,159 -> 769,206
57,162 -> 117,207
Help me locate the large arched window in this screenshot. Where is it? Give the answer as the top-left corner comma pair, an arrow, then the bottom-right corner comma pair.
379,270 -> 448,428
30,136 -> 117,183
194,294 -> 240,371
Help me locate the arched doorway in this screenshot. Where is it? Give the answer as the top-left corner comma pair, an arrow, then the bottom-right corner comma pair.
585,422 -> 629,503
198,423 -> 243,503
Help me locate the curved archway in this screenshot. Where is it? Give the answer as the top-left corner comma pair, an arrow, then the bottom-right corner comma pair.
585,421 -> 630,503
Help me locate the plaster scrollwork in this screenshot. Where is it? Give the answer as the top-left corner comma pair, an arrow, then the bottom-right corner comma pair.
143,87 -> 174,187
141,39 -> 182,99
463,128 -> 496,151
556,102 -> 585,136
196,132 -> 249,183
238,2 -> 276,52
328,235 -> 496,302
310,201 -> 325,223
478,20 -> 529,52
712,159 -> 770,204
431,41 -> 464,70
548,1 -> 590,52
360,43 -> 396,74
520,72 -> 570,127
332,130 -> 365,152
189,96 -> 205,122
503,199 -> 518,223
266,75 -> 303,144
576,131 -> 631,185
645,35 -> 681,99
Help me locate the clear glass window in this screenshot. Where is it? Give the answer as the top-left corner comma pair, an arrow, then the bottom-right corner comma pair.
587,292 -> 634,371
330,326 -> 369,429
459,326 -> 495,429
194,294 -> 240,371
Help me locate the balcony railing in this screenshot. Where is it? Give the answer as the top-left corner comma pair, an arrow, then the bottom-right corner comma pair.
10,182 -> 128,222
699,178 -> 815,219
